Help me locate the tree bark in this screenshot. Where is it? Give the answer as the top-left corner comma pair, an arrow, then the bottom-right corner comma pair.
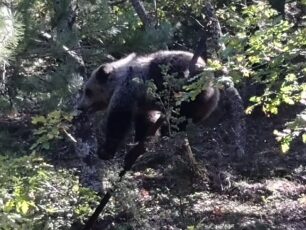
130,0 -> 154,28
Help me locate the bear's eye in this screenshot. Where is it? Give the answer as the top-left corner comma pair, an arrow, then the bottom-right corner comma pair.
85,89 -> 92,97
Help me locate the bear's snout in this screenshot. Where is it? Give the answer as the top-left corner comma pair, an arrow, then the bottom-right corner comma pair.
76,98 -> 93,112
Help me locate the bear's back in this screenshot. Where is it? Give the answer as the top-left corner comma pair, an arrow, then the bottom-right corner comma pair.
146,50 -> 205,90
110,50 -> 205,83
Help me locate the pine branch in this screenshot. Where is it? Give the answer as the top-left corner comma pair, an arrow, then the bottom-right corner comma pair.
39,31 -> 84,71
52,0 -> 85,76
0,5 -> 23,62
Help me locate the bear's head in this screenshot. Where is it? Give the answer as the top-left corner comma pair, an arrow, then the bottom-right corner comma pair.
77,64 -> 115,113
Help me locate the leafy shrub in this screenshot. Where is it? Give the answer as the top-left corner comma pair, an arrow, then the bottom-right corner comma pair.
217,2 -> 306,152
30,110 -> 74,154
0,154 -> 98,230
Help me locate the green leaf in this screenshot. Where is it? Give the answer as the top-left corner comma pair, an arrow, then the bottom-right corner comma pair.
34,129 -> 48,135
187,226 -> 196,230
46,207 -> 58,214
42,142 -> 50,150
283,96 -> 295,105
37,135 -> 48,144
32,116 -> 46,125
49,110 -> 61,120
51,127 -> 60,136
285,74 -> 297,82
302,134 -> 306,143
3,200 -> 15,212
245,106 -> 254,115
248,55 -> 261,64
72,184 -> 79,193
19,200 -> 29,215
30,142 -> 39,150
281,142 -> 290,153
249,96 -> 261,103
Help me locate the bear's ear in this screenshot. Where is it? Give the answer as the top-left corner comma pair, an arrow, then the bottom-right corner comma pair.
95,64 -> 113,84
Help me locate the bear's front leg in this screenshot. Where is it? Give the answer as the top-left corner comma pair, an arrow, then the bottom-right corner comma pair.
97,109 -> 134,160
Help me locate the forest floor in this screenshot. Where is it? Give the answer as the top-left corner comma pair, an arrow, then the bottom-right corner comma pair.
64,104 -> 306,230
2,105 -> 306,230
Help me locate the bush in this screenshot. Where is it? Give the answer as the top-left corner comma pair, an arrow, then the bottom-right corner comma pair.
217,2 -> 306,152
30,110 -> 74,154
0,154 -> 98,230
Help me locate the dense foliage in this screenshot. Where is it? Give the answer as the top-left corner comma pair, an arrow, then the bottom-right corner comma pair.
217,2 -> 306,152
0,154 -> 98,229
0,0 -> 305,229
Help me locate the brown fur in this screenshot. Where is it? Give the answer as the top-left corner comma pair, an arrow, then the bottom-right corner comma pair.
77,50 -> 219,160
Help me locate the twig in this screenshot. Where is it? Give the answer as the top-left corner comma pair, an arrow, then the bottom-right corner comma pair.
62,128 -> 77,143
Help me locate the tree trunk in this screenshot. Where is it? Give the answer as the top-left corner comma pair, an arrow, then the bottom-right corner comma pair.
130,0 -> 154,28
53,0 -> 85,83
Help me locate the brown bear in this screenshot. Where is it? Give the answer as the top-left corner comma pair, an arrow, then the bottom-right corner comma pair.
77,50 -> 219,160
